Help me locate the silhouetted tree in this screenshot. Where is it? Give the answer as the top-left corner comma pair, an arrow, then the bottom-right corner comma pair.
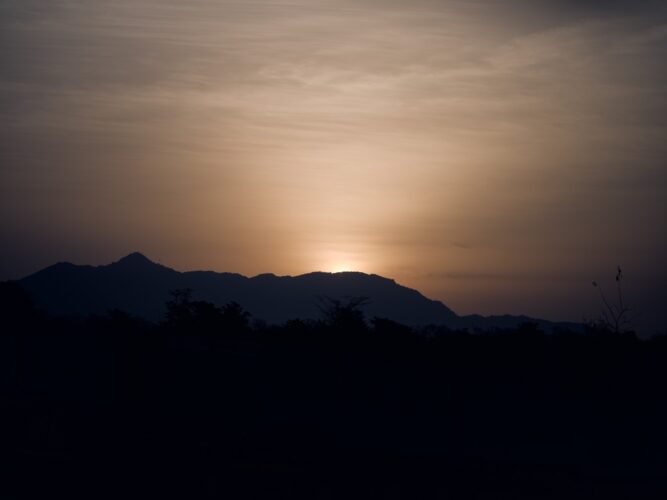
591,266 -> 633,334
164,289 -> 250,335
164,288 -> 195,329
317,296 -> 369,331
220,301 -> 251,333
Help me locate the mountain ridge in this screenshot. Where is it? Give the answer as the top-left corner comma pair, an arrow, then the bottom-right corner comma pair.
18,252 -> 580,331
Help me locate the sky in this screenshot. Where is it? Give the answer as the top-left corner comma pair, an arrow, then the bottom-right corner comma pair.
1,0 -> 666,332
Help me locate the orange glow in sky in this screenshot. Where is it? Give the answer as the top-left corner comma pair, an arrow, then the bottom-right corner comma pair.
1,0 -> 665,330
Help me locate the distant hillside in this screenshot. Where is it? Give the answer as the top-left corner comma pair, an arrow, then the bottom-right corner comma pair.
18,252 -> 579,331
18,253 -> 457,325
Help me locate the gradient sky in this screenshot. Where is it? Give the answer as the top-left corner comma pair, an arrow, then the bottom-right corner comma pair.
1,0 -> 666,332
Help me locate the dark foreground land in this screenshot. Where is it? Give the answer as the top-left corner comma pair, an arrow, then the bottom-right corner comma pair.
1,282 -> 666,499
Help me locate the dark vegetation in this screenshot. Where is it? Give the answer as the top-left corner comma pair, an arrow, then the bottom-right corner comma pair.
2,281 -> 667,499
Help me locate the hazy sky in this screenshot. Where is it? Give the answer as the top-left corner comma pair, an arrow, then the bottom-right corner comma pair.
1,0 -> 666,331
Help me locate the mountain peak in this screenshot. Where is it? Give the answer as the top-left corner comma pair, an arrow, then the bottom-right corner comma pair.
110,252 -> 160,269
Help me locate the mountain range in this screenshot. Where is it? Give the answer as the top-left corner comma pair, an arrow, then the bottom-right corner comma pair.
17,252 -> 579,331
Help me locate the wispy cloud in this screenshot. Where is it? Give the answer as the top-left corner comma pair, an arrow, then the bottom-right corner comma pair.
0,0 -> 665,328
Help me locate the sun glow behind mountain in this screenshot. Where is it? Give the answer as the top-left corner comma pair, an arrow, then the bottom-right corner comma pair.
328,262 -> 359,274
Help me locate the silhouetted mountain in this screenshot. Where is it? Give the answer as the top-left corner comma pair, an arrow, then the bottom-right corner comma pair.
19,253 -> 578,330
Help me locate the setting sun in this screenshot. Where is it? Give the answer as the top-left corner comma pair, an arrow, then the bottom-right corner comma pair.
330,263 -> 356,274
321,251 -> 364,274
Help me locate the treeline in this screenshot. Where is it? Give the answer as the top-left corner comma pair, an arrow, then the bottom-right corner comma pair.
2,281 -> 667,499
